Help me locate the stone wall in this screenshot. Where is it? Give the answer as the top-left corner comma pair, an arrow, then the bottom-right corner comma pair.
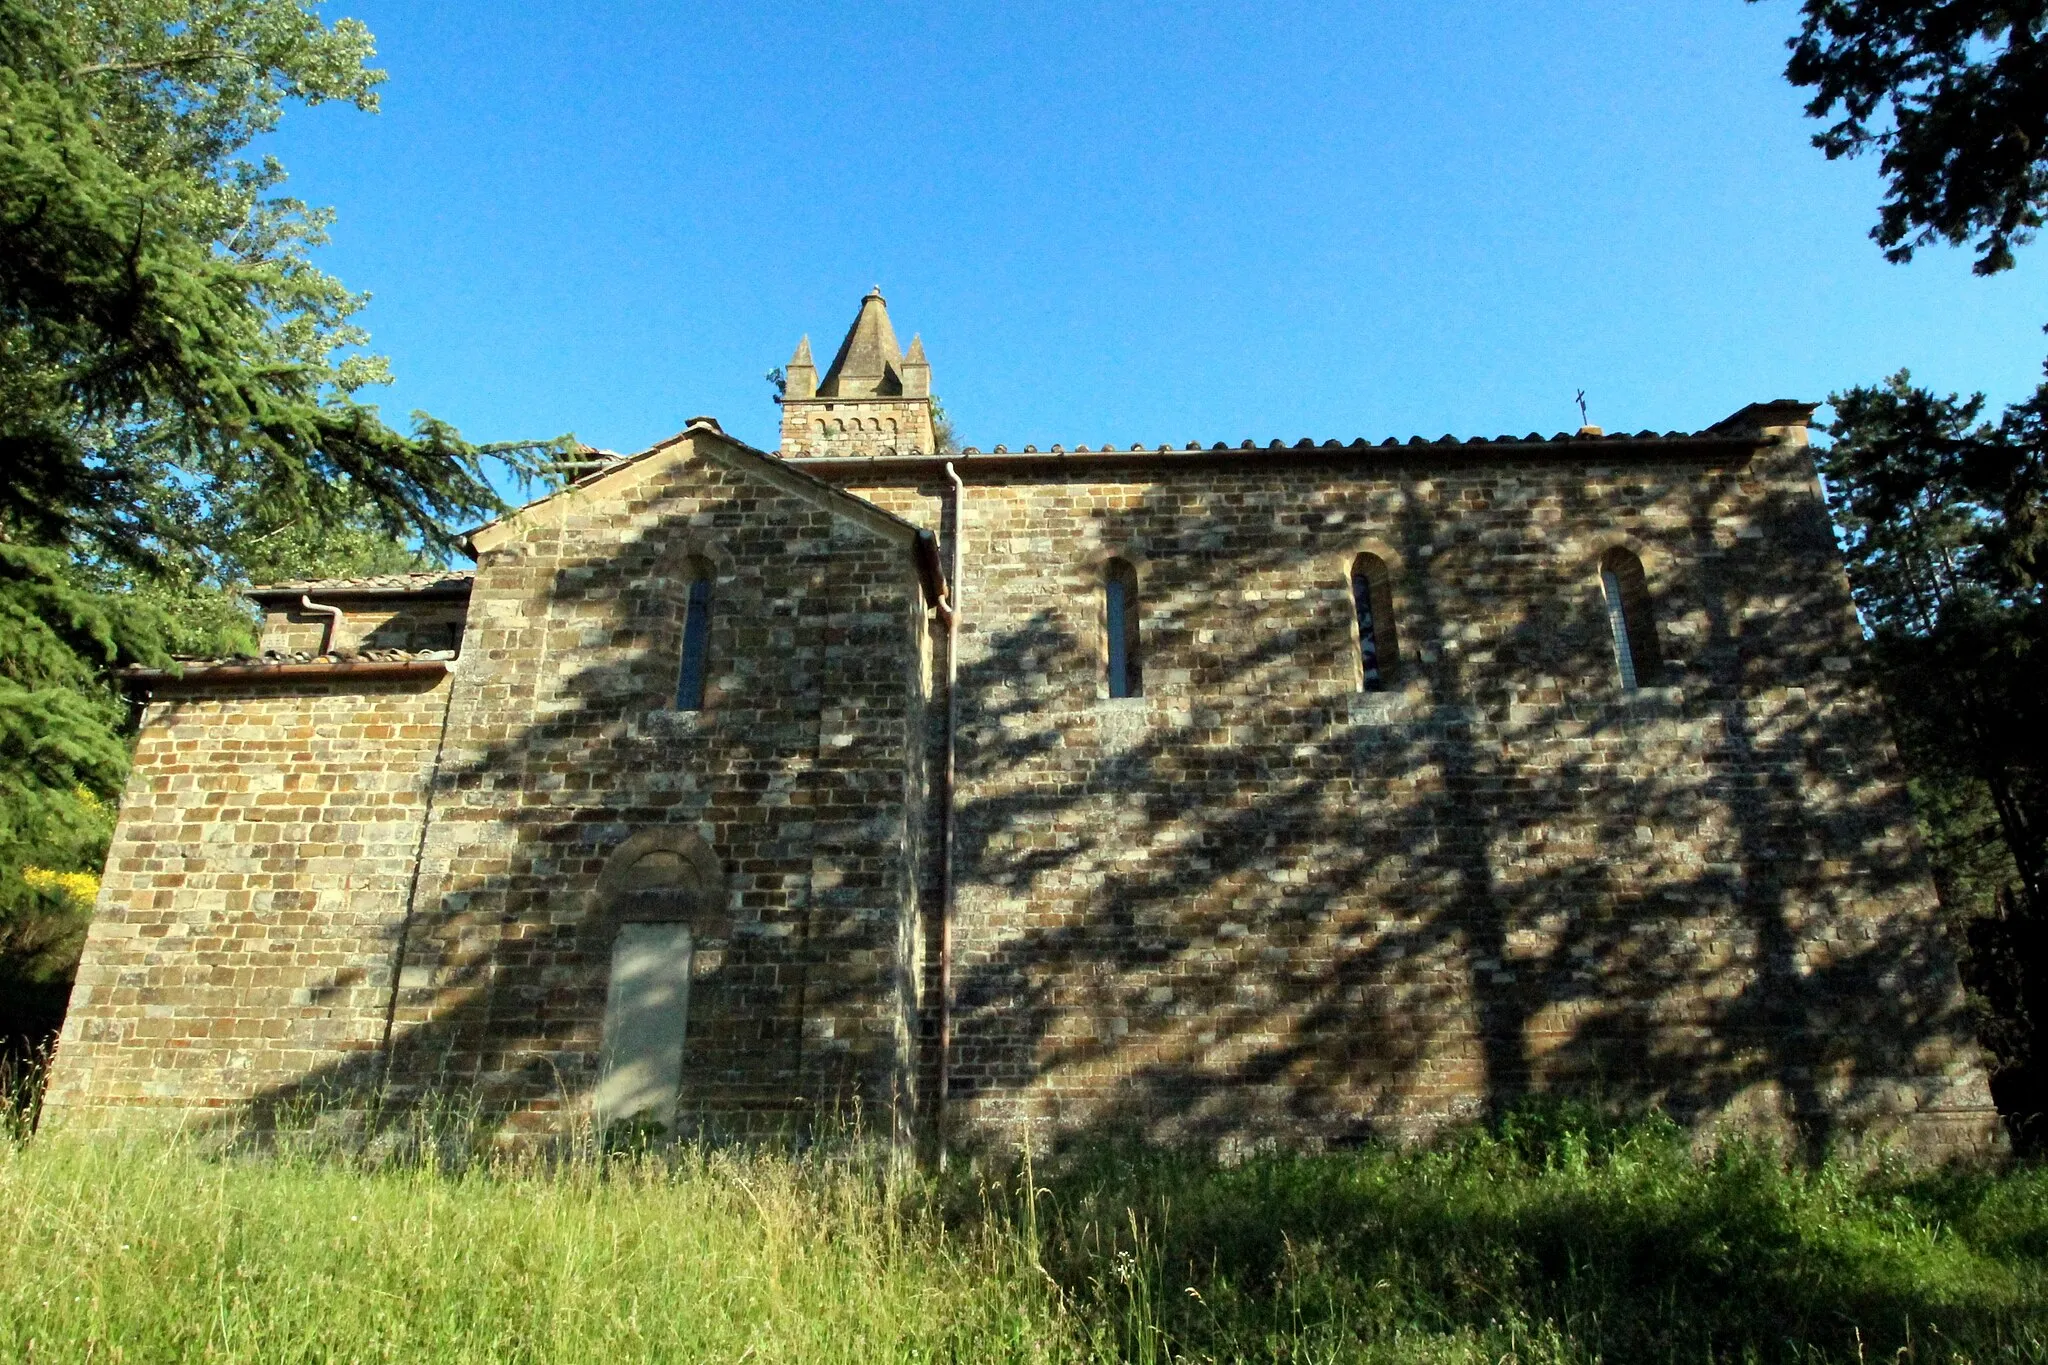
832,423 -> 2001,1158
44,675 -> 451,1123
779,396 -> 938,458
49,412 -> 1999,1159
368,430 -> 933,1140
260,600 -> 468,656
50,429 -> 936,1141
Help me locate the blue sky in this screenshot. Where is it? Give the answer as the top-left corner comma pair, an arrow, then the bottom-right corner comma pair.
273,1 -> 2048,460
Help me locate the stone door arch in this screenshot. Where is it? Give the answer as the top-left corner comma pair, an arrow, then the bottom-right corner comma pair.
589,830 -> 727,1132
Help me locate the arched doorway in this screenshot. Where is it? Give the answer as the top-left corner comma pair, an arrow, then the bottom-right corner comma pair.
590,832 -> 724,1133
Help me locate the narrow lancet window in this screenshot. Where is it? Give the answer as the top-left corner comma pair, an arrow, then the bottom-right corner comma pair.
1350,554 -> 1399,691
675,556 -> 713,710
1599,548 -> 1661,691
1105,558 -> 1141,699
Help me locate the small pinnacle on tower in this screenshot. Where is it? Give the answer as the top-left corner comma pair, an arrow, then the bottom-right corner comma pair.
784,335 -> 818,400
902,334 -> 930,398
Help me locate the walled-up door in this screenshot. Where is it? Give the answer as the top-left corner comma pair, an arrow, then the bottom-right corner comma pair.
594,922 -> 693,1131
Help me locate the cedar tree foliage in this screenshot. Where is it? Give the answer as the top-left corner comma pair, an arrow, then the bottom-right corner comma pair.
1766,0 -> 2048,275
1822,371 -> 2048,1140
0,0 -> 571,1032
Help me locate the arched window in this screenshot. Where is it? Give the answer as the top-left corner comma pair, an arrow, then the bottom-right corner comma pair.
675,556 -> 714,710
1350,554 -> 1400,691
1599,548 -> 1661,691
1104,558 -> 1141,699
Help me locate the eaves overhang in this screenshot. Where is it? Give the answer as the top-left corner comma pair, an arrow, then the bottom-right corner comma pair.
244,581 -> 473,605
123,657 -> 452,697
786,432 -> 1764,481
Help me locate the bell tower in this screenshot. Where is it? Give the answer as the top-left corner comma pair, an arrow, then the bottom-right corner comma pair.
778,288 -> 937,458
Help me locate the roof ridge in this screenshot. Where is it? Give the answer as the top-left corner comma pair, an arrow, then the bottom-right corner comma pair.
942,429 -> 1715,457
842,404 -> 1810,458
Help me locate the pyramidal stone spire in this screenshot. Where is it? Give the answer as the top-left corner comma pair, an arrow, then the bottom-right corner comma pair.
901,334 -> 930,398
818,287 -> 904,399
778,289 -> 937,458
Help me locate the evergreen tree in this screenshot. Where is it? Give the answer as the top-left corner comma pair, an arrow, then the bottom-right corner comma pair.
1761,0 -> 2048,1142
1764,0 -> 2048,275
1821,371 -> 2048,1142
0,0 -> 571,1049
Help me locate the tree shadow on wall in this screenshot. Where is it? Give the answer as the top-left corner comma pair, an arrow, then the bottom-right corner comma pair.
225,491 -> 926,1151
936,459 -> 1986,1161
218,451 -> 1987,1165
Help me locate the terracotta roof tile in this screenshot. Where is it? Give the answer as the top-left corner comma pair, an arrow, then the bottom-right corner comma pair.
160,647 -> 460,668
123,648 -> 458,692
244,571 -> 474,600
892,412 -> 1805,460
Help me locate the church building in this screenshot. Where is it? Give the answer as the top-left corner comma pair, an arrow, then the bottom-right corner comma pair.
45,290 -> 2001,1157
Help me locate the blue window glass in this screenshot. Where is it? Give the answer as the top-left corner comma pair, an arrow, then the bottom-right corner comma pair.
1351,554 -> 1397,692
1353,561 -> 1383,692
1602,568 -> 1638,692
676,565 -> 712,710
1105,559 -> 1140,699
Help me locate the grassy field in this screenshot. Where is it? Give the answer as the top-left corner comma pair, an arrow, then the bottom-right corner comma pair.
2,1102 -> 2046,1363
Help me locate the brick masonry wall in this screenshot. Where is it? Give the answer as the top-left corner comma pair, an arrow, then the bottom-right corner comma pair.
835,426 -> 2001,1159
260,600 -> 468,656
779,397 -> 937,458
51,417 -> 1999,1160
370,434 -> 930,1140
51,433 -> 933,1141
44,677 -> 451,1123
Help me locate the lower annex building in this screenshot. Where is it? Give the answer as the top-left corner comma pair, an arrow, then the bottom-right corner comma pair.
46,290 -> 2001,1157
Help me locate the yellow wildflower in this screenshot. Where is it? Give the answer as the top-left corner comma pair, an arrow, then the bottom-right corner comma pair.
21,867 -> 100,909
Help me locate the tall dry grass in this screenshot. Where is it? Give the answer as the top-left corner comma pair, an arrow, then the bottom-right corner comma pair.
2,1094 -> 2045,1363
0,1127 -> 1074,1363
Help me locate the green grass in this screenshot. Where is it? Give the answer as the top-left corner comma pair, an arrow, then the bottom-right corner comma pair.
0,1130 -> 1070,1363
1013,1109 -> 2048,1363
2,1102 -> 2045,1362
